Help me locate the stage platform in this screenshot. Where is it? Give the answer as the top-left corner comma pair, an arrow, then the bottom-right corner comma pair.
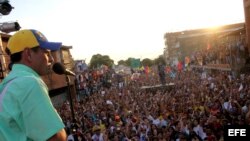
140,83 -> 175,91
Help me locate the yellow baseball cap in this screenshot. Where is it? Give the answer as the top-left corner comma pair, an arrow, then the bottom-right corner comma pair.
7,29 -> 62,54
92,125 -> 101,132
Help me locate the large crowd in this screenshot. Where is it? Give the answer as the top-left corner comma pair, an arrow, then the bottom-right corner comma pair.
55,65 -> 250,141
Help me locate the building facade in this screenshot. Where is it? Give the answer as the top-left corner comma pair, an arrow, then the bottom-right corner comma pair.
244,0 -> 250,52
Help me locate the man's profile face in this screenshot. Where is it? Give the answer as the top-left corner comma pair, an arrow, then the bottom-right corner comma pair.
29,47 -> 54,75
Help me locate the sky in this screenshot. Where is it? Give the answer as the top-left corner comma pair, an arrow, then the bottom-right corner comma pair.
1,0 -> 245,64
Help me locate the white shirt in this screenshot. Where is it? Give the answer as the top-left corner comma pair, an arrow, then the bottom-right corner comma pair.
193,125 -> 206,139
91,133 -> 104,141
223,101 -> 232,111
67,134 -> 74,141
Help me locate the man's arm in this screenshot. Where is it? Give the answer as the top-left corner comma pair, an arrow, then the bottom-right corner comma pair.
47,128 -> 67,141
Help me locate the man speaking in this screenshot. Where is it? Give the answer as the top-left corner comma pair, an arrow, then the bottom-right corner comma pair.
0,29 -> 67,141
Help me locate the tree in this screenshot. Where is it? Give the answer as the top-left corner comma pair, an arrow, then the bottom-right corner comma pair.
141,58 -> 153,67
117,60 -> 126,66
89,54 -> 114,69
153,55 -> 166,65
125,57 -> 134,66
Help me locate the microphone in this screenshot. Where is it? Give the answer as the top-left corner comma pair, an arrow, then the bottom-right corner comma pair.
52,62 -> 75,76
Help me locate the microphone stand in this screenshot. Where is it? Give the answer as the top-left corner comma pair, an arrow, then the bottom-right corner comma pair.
65,75 -> 75,121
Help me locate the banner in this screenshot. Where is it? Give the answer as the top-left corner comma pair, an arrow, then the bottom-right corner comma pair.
131,58 -> 141,69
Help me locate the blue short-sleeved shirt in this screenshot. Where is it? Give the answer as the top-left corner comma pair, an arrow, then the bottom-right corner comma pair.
0,64 -> 65,141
